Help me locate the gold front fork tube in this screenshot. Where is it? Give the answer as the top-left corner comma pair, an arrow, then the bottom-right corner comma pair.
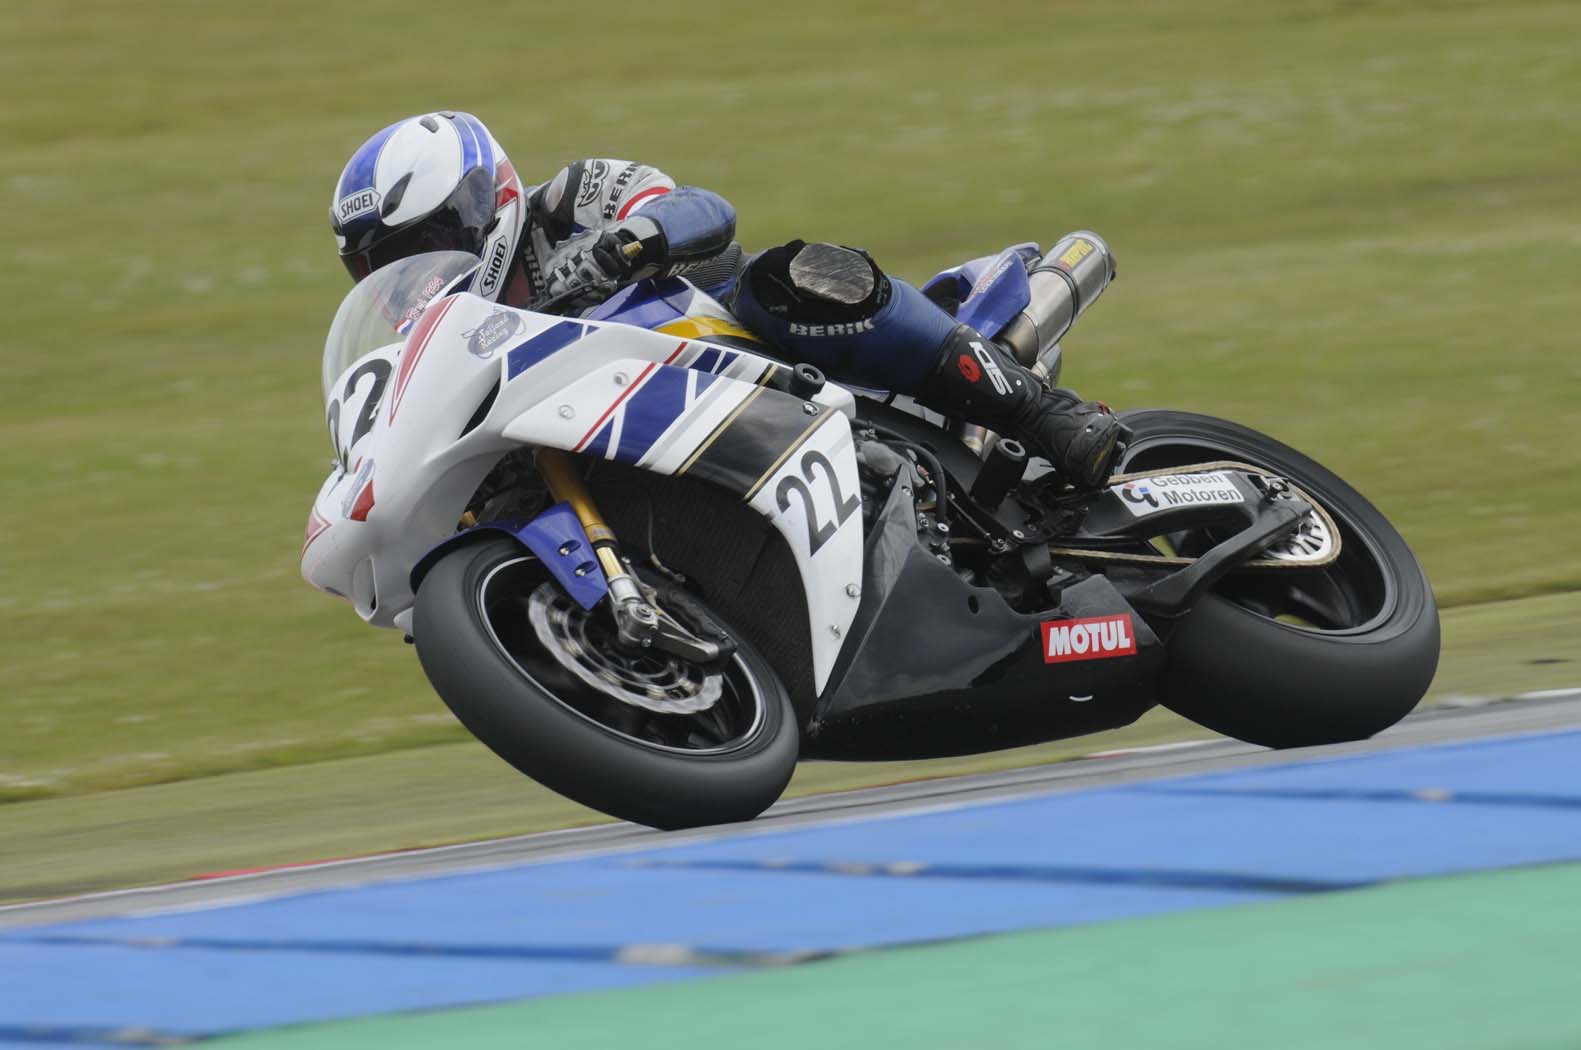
535,449 -> 641,602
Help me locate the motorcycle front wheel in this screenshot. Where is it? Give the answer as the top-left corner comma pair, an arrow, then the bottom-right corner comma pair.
413,537 -> 799,829
1118,410 -> 1440,749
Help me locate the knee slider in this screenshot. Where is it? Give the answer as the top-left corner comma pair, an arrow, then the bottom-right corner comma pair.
745,241 -> 890,326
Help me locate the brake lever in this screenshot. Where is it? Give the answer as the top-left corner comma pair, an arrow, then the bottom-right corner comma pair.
528,279 -> 623,316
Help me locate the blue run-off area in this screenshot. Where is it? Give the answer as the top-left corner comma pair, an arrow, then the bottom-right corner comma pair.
4,729 -> 1581,1046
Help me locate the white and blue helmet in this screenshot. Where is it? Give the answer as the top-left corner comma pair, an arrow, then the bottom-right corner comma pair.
330,111 -> 525,300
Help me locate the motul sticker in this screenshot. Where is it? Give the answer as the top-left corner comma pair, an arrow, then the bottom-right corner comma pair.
1041,614 -> 1137,664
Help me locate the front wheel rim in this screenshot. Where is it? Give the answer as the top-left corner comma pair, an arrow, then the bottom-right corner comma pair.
475,557 -> 769,757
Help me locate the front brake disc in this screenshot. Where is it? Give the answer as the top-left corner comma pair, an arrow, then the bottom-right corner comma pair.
526,583 -> 722,715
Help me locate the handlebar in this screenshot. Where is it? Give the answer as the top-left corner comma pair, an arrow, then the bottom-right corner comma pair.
527,279 -> 625,317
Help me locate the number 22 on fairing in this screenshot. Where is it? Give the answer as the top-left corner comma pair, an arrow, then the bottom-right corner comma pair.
752,420 -> 862,561
325,355 -> 392,467
777,449 -> 860,555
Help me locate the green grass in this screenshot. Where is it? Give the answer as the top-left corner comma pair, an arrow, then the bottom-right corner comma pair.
2,593 -> 1573,903
2,0 -> 1579,801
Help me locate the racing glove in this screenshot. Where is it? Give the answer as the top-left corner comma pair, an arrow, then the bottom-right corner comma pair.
540,217 -> 669,306
541,231 -> 630,301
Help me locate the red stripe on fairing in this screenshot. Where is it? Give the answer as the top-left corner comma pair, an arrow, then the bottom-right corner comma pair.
616,185 -> 670,220
575,363 -> 656,451
571,343 -> 688,451
390,295 -> 458,422
347,480 -> 375,522
302,508 -> 332,555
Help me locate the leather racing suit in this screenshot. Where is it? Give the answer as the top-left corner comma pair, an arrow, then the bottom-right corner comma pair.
509,158 -> 1126,489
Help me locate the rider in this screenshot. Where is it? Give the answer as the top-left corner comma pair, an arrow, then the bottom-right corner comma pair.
329,111 -> 1128,488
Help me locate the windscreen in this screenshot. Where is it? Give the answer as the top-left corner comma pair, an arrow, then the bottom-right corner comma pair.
320,251 -> 481,402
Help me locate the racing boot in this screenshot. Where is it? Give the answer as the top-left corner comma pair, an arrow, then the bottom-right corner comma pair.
916,325 -> 1129,490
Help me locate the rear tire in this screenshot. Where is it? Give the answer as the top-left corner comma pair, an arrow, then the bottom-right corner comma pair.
1119,410 -> 1440,748
414,537 -> 799,829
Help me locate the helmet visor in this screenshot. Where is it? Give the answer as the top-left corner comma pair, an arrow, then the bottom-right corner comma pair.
340,167 -> 496,282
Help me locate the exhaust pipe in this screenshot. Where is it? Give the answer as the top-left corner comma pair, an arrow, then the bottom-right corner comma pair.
997,231 -> 1117,368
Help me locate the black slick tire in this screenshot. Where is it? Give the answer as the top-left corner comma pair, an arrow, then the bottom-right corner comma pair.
413,537 -> 799,829
1119,410 -> 1440,749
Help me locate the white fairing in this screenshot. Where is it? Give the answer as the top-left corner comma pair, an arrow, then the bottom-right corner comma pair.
302,276 -> 863,694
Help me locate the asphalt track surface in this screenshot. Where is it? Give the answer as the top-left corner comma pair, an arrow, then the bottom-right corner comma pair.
5,690 -> 1578,931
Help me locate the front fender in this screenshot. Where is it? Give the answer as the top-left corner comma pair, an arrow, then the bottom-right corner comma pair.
409,502 -> 609,610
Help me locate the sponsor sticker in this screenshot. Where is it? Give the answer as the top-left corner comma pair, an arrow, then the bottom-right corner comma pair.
968,254 -> 1015,299
397,274 -> 451,334
462,310 -> 522,359
788,319 -> 875,337
576,159 -> 609,207
957,353 -> 981,383
1118,472 -> 1245,517
337,188 -> 380,224
1057,238 -> 1095,270
1041,613 -> 1137,664
969,340 -> 1011,395
480,240 -> 510,294
602,163 -> 639,220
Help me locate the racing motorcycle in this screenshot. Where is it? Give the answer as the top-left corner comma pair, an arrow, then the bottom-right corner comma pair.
302,235 -> 1439,829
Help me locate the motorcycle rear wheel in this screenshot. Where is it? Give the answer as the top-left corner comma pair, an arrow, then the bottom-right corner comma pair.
414,537 -> 799,829
1118,410 -> 1440,748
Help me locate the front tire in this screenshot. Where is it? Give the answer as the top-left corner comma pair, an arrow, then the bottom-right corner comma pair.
413,537 -> 799,829
1119,410 -> 1440,748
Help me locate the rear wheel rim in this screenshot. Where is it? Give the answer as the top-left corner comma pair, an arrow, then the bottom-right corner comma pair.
476,557 -> 769,756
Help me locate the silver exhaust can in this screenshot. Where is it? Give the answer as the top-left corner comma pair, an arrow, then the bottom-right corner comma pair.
998,231 -> 1116,366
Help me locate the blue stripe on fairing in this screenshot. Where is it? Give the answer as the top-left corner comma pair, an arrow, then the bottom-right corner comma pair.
692,370 -> 718,400
583,421 -> 614,459
506,321 -> 585,379
336,120 -> 403,201
584,278 -> 694,330
692,347 -> 720,373
615,365 -> 691,462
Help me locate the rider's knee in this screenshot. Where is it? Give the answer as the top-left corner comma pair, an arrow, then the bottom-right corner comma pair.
740,241 -> 892,330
